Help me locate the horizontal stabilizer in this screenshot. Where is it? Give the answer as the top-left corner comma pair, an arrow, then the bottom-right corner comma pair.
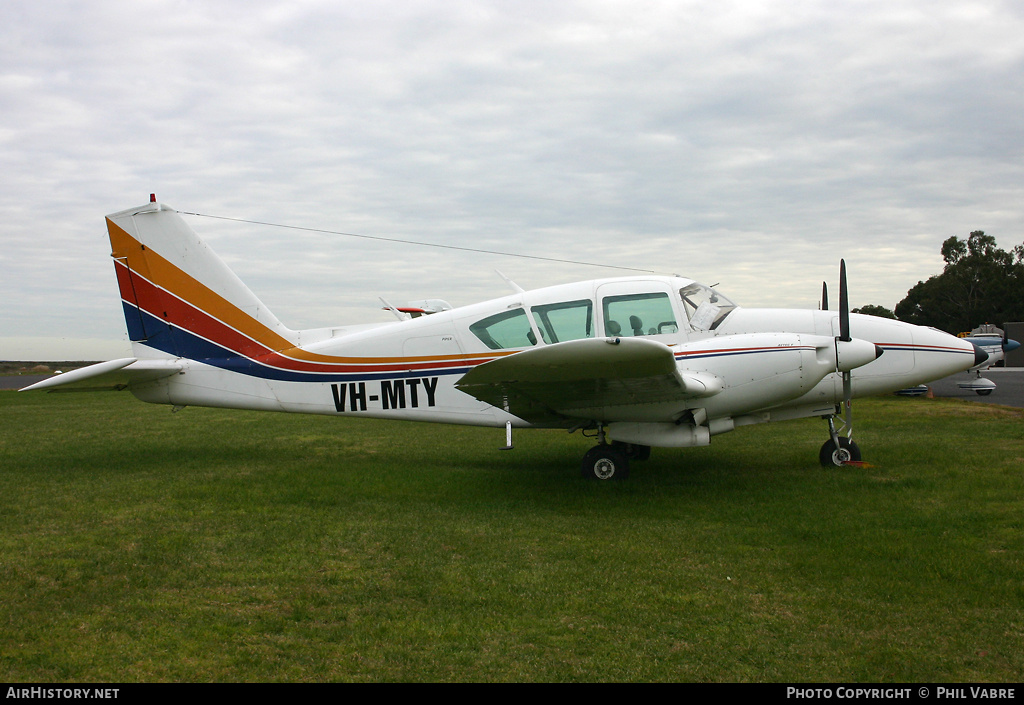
19,358 -> 182,392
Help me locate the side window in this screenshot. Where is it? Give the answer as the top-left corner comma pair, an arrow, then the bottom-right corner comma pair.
469,308 -> 537,350
602,292 -> 678,337
531,300 -> 593,344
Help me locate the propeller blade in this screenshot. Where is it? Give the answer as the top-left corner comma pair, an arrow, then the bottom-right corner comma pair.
821,282 -> 828,311
838,260 -> 854,442
838,259 -> 851,342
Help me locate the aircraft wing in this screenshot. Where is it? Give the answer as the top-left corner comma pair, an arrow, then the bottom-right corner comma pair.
19,358 -> 182,392
455,337 -> 720,424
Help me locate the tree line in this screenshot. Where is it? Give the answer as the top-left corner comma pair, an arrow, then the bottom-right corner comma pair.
852,231 -> 1024,334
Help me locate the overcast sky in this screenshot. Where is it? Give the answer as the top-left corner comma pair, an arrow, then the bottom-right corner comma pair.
3,0 -> 1023,360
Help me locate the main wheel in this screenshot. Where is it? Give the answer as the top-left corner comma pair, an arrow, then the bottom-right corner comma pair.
819,437 -> 861,467
581,446 -> 630,480
976,389 -> 993,396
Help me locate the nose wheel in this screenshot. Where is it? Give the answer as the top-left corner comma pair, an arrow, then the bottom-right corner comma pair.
820,415 -> 861,467
819,435 -> 862,467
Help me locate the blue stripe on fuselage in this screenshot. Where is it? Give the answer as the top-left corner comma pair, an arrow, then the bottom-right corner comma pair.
125,304 -> 472,383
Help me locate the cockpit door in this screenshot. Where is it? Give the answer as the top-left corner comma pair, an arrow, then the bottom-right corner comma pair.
596,281 -> 686,342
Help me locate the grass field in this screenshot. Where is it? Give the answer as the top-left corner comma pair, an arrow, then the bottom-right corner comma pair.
1,390 -> 1022,682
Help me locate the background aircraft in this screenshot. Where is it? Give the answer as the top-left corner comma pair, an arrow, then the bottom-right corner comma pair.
956,327 -> 1022,395
23,198 -> 985,479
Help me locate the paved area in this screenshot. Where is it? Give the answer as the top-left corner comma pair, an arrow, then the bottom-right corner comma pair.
1,374 -> 49,390
922,368 -> 1024,408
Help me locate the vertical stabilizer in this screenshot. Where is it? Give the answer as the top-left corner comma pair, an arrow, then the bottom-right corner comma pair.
107,201 -> 296,362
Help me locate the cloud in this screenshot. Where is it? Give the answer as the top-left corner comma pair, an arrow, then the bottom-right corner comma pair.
2,0 -> 1023,358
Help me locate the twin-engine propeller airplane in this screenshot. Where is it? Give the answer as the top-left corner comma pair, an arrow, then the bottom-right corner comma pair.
23,197 -> 986,479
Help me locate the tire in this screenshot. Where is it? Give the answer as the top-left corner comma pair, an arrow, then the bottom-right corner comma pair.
819,437 -> 862,467
976,389 -> 993,396
581,446 -> 630,480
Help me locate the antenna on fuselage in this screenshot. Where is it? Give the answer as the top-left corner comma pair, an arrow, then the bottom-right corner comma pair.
495,269 -> 525,294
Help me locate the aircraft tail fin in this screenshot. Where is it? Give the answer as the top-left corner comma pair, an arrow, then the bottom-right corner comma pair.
106,199 -> 297,362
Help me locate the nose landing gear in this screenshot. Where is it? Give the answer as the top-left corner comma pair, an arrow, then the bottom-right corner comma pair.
820,415 -> 862,467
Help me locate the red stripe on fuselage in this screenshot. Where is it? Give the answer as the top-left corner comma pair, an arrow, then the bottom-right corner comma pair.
115,260 -> 498,375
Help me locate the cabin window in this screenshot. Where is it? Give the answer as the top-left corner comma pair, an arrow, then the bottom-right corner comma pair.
602,292 -> 678,337
469,308 -> 537,350
531,299 -> 593,344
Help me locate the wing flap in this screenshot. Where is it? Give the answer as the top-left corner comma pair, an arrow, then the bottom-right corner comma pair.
19,358 -> 182,392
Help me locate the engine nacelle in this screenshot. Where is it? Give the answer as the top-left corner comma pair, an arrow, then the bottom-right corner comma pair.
608,421 -> 711,448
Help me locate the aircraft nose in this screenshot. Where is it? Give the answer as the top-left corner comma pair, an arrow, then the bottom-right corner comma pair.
1005,338 -> 1022,353
971,343 -> 990,367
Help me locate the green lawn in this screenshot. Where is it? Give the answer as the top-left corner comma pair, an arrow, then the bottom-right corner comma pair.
1,391 -> 1022,682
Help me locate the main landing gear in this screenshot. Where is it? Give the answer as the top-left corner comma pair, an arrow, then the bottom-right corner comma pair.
579,427 -> 651,480
581,444 -> 629,480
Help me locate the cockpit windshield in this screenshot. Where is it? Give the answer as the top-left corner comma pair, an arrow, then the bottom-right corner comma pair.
679,283 -> 736,331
